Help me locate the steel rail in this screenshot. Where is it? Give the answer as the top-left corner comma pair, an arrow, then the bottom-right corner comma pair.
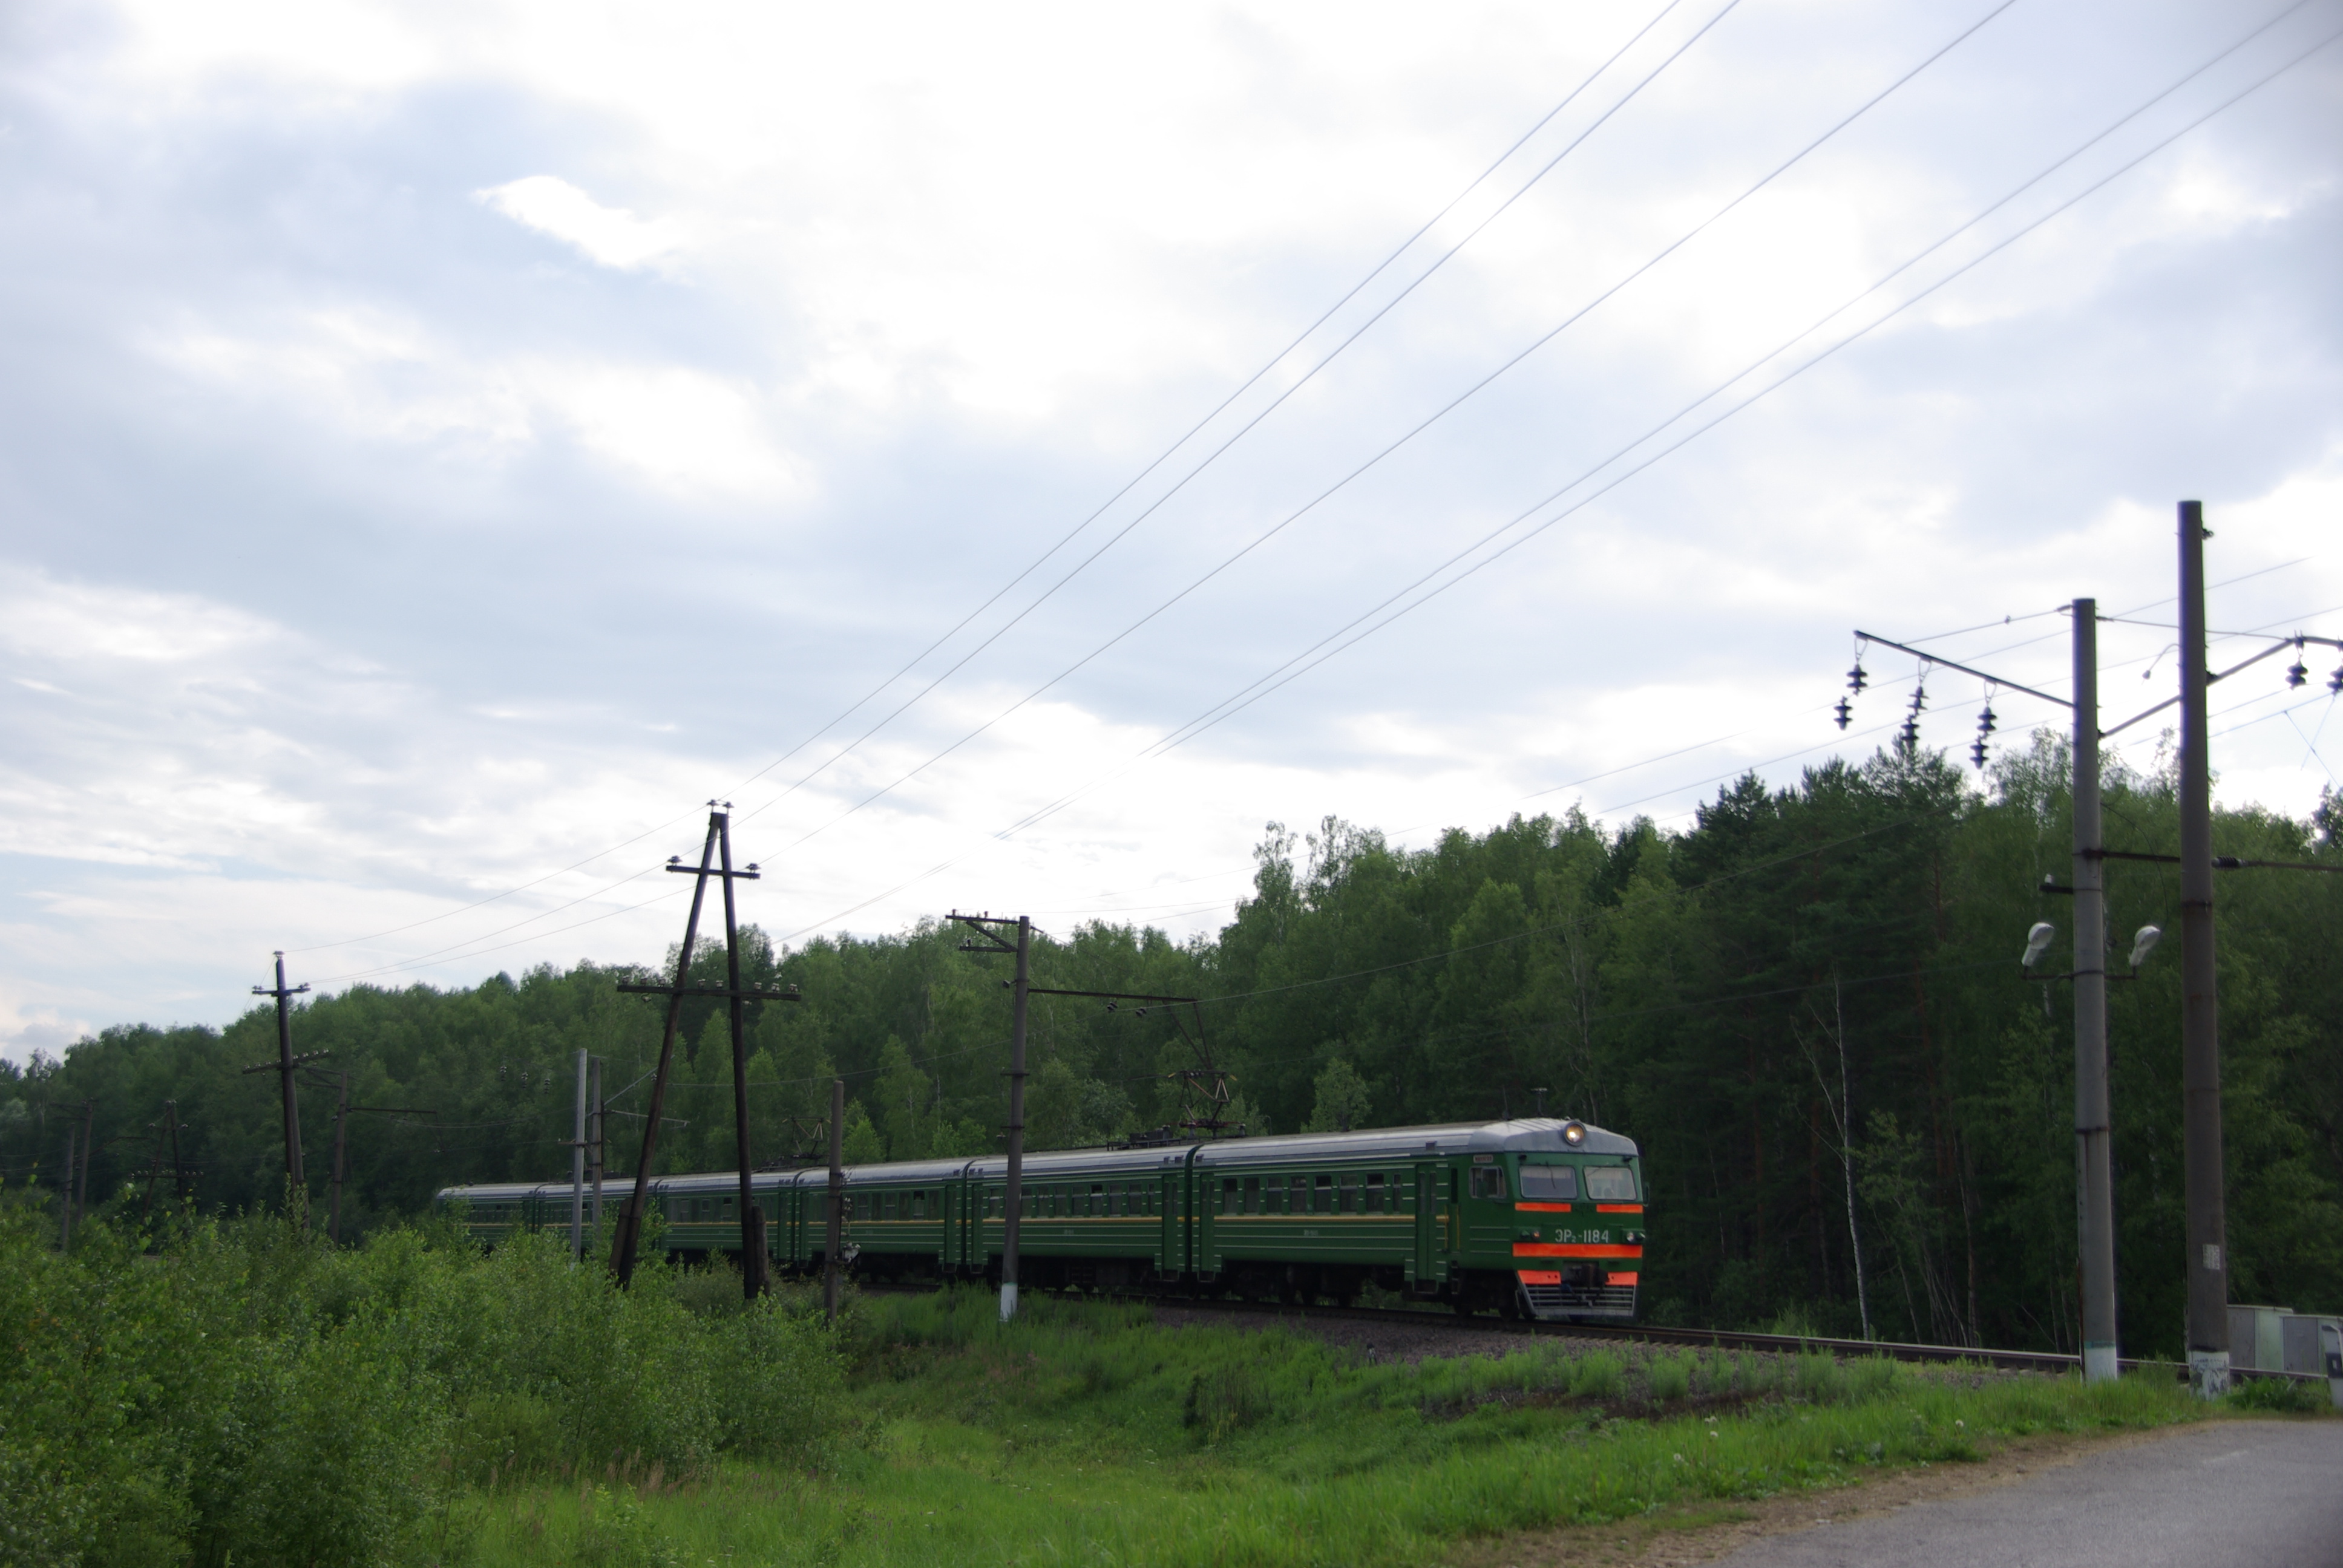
860,1281 -> 2319,1383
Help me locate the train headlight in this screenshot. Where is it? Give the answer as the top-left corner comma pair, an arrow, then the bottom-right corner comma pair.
1562,1122 -> 1586,1146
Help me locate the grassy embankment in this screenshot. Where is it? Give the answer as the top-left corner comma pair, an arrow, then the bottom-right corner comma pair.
469,1284 -> 2289,1568
11,1198 -> 2317,1568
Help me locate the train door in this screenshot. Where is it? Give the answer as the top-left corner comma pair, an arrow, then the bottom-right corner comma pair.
1412,1163 -> 1443,1291
1157,1170 -> 1181,1276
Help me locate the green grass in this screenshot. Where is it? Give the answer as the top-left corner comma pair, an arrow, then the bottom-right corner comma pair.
465,1288 -> 2233,1568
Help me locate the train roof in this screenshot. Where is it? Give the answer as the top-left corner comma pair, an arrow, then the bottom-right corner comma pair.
1190,1117 -> 1637,1166
432,1117 -> 1637,1205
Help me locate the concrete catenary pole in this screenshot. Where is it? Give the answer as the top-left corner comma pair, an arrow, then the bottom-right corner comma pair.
571,1047 -> 588,1259
824,1076 -> 845,1321
1001,916 -> 1032,1322
2177,500 -> 2230,1398
2071,598 -> 2119,1382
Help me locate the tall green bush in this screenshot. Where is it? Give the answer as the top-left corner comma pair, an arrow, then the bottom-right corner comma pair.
0,1196 -> 847,1567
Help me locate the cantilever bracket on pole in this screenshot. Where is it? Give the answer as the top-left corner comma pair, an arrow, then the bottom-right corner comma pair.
2100,638 -> 2304,740
1854,631 -> 2071,709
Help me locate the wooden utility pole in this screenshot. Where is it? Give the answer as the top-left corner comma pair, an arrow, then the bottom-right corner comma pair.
328,1071 -> 352,1243
952,912 -> 1032,1321
715,814 -> 768,1298
140,1102 -> 185,1224
570,1048 -> 588,1259
76,1100 -> 94,1235
246,953 -> 316,1206
611,806 -> 799,1290
609,815 -> 719,1286
59,1123 -> 76,1249
2177,500 -> 2230,1399
590,1056 -> 605,1233
825,1076 -> 845,1321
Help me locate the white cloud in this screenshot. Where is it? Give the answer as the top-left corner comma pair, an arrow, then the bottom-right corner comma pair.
476,175 -> 689,272
144,312 -> 801,501
1,0 -> 2336,1056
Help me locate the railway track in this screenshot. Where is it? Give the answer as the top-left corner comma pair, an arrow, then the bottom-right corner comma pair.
870,1281 -> 2319,1383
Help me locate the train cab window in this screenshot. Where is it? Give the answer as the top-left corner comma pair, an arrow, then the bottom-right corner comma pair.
1519,1165 -> 1578,1202
1469,1166 -> 1509,1201
1584,1166 -> 1638,1201
1313,1174 -> 1332,1212
1364,1172 -> 1386,1213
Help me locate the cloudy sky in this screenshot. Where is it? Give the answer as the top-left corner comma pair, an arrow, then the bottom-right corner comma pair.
2,0 -> 2338,1059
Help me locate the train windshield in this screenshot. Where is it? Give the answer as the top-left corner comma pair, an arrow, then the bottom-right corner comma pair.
1517,1165 -> 1578,1201
1584,1165 -> 1638,1201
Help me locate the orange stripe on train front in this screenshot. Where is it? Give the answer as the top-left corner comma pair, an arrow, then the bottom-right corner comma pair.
1511,1242 -> 1642,1259
1595,1203 -> 1643,1213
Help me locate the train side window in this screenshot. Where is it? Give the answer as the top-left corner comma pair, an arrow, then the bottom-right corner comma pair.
1519,1165 -> 1578,1202
721,1196 -> 736,1221
1241,1176 -> 1260,1214
914,1191 -> 928,1220
1585,1166 -> 1638,1201
1313,1174 -> 1332,1212
1092,1183 -> 1105,1216
1469,1167 -> 1508,1201
1364,1172 -> 1385,1213
1339,1173 -> 1360,1212
1221,1177 -> 1237,1214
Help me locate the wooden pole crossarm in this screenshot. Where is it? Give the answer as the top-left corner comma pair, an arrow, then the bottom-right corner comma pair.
615,981 -> 801,1001
664,860 -> 761,880
243,1050 -> 331,1074
1024,987 -> 1201,1005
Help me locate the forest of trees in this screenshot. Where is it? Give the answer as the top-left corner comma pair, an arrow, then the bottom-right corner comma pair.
9,737 -> 2341,1359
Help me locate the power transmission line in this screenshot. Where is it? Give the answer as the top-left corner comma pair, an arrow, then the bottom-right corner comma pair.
741,0 -> 2022,861
307,6 -> 2332,985
283,0 -> 1706,967
752,22 -> 2335,945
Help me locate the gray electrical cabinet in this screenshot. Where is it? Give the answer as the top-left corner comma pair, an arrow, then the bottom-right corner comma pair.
2227,1304 -> 2343,1407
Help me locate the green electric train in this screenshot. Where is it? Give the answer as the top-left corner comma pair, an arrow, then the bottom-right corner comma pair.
436,1116 -> 1644,1321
